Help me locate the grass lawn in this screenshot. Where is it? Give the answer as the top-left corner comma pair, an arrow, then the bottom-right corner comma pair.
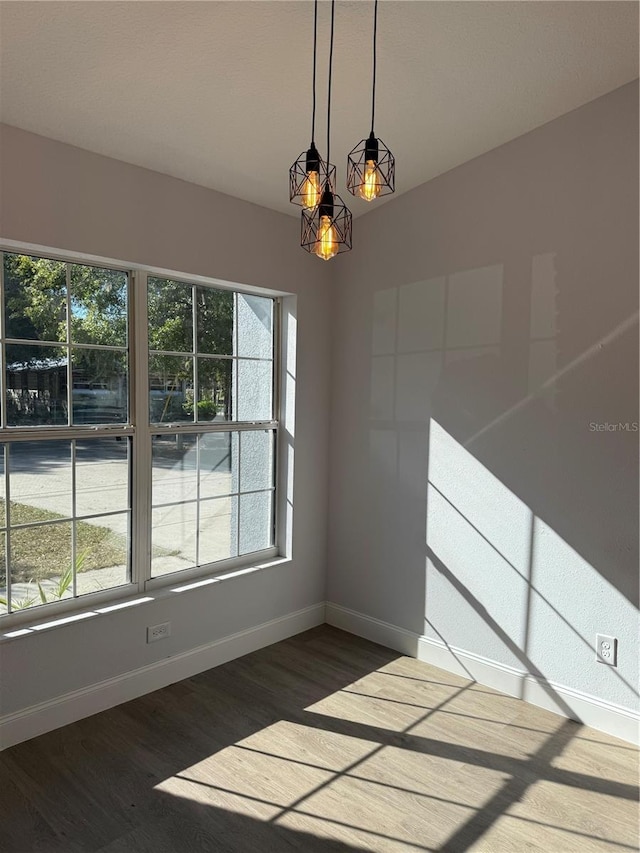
3,501 -> 127,582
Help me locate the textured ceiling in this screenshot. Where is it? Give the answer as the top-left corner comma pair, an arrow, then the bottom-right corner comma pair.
0,1 -> 638,218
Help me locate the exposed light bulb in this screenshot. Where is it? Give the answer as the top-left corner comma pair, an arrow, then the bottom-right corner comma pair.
359,159 -> 382,201
302,170 -> 322,209
314,215 -> 338,261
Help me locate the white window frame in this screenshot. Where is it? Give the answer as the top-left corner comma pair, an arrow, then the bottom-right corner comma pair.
0,244 -> 281,628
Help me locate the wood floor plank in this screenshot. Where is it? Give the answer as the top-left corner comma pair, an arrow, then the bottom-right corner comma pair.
1,625 -> 637,853
2,736 -> 130,852
0,760 -> 78,853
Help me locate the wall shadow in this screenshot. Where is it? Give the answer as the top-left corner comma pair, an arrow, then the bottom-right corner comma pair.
326,83 -> 639,724
363,242 -> 638,712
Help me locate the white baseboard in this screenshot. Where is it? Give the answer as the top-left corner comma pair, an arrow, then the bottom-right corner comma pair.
326,602 -> 639,746
0,603 -> 325,751
4,602 -> 637,750
325,602 -> 420,656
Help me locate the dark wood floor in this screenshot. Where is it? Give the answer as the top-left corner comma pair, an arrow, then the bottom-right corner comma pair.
1,625 -> 637,852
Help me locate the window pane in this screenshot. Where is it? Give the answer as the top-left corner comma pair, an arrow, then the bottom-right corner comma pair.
198,496 -> 237,565
70,265 -> 128,348
235,359 -> 272,421
196,286 -> 233,356
152,434 -> 197,505
75,438 -> 129,517
148,278 -> 193,353
6,343 -> 67,426
3,253 -> 66,343
71,349 -> 128,425
197,358 -> 232,422
9,440 -> 72,521
237,294 -> 273,360
10,522 -> 72,611
199,432 -> 238,499
76,514 -> 129,596
149,354 -> 194,423
240,430 -> 274,493
239,491 -> 273,555
151,503 -> 197,577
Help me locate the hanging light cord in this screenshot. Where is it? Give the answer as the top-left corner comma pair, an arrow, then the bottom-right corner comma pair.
326,0 -> 335,171
370,0 -> 378,134
311,0 -> 318,143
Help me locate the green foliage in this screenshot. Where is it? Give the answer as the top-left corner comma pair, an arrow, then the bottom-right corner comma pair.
69,265 -> 127,347
181,390 -> 216,421
147,277 -> 233,357
147,279 -> 193,353
3,254 -> 235,429
37,565 -> 73,604
0,591 -> 37,611
4,259 -> 233,401
196,399 -> 217,420
147,277 -> 233,420
195,284 -> 233,356
3,254 -> 66,359
0,551 -> 85,612
3,255 -> 129,343
3,253 -> 127,361
36,550 -> 86,604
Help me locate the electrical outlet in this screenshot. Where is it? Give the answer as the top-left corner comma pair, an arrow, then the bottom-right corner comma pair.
596,634 -> 617,667
147,622 -> 171,643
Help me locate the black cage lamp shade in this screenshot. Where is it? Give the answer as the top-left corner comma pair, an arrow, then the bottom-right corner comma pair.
289,0 -> 336,211
347,131 -> 395,200
289,144 -> 336,209
301,184 -> 352,261
346,0 -> 395,203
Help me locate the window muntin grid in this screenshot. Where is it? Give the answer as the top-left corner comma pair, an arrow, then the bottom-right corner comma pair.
148,278 -> 274,426
0,250 -> 280,621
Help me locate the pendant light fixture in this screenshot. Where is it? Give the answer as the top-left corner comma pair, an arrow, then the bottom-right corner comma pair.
346,0 -> 395,201
289,0 -> 335,209
301,0 -> 352,260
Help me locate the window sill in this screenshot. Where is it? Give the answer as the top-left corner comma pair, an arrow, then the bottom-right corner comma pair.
0,555 -> 291,643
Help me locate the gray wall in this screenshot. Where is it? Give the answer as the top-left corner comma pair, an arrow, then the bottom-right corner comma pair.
0,124 -> 332,717
328,81 -> 639,711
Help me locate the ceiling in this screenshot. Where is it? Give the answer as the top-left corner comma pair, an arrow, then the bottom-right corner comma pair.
0,1 -> 638,218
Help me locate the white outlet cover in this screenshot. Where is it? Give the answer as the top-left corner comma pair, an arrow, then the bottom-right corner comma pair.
596,634 -> 618,667
147,622 -> 171,643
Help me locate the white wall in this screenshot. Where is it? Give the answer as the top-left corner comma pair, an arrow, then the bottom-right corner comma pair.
1,81 -> 638,745
0,125 -> 332,728
328,81 -> 639,719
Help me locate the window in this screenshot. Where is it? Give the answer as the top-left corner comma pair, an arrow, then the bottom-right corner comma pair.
147,277 -> 276,578
0,250 -> 278,621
